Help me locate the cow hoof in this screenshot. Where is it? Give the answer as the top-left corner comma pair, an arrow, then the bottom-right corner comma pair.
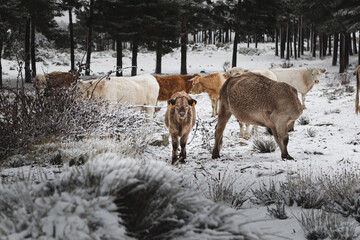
178,157 -> 186,164
212,152 -> 220,159
281,154 -> 294,161
171,158 -> 178,165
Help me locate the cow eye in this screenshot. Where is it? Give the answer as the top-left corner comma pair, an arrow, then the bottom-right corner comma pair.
168,99 -> 176,107
188,99 -> 197,106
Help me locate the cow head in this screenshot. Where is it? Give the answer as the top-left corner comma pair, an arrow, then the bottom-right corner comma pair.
33,74 -> 47,89
311,68 -> 326,84
190,76 -> 204,94
168,91 -> 197,119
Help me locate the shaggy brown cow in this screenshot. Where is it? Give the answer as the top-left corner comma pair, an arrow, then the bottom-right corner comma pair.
356,65 -> 360,114
212,73 -> 303,160
34,71 -> 78,90
153,74 -> 199,102
190,72 -> 226,117
165,91 -> 197,164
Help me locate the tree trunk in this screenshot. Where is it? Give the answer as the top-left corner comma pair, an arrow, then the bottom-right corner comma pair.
85,0 -> 94,76
208,30 -> 212,44
312,27 -> 316,58
275,28 -> 279,56
116,38 -> 122,76
353,32 -> 358,54
332,33 -> 338,66
30,20 -> 36,77
155,41 -> 162,74
323,34 -> 327,56
358,30 -> 360,66
339,33 -> 345,73
293,17 -> 297,60
298,16 -> 302,57
280,26 -> 285,59
0,37 -> 3,87
319,33 -> 323,58
328,35 -> 331,56
345,33 -> 349,68
286,18 -> 290,61
247,34 -> 250,48
232,0 -> 241,67
131,40 -> 138,76
25,18 -> 31,83
180,14 -> 188,75
69,8 -> 75,71
348,33 -> 352,56
255,33 -> 258,48
225,29 -> 229,43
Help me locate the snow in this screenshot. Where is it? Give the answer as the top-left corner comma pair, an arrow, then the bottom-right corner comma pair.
1,42 -> 360,239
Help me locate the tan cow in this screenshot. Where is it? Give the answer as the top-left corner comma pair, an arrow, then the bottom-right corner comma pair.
270,67 -> 326,109
356,65 -> 360,114
212,73 -> 303,160
165,91 -> 197,164
190,72 -> 226,117
77,74 -> 159,120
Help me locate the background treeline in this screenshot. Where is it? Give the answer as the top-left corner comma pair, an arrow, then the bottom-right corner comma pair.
0,0 -> 359,86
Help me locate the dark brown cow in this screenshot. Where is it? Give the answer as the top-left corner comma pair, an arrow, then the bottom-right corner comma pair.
34,71 -> 79,90
153,74 -> 199,102
165,91 -> 197,164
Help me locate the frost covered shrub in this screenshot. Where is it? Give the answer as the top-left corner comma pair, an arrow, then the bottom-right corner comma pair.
296,210 -> 358,240
0,86 -> 160,163
306,128 -> 317,138
267,201 -> 288,220
195,170 -> 251,209
297,116 -> 310,125
286,174 -> 328,209
296,210 -> 329,240
251,180 -> 288,206
323,171 -> 360,222
0,154 -> 265,239
252,137 -> 277,153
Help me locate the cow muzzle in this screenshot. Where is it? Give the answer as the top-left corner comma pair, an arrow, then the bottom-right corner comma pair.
315,80 -> 319,84
179,111 -> 185,118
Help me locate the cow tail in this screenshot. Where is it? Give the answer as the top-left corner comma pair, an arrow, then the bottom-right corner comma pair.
356,65 -> 360,115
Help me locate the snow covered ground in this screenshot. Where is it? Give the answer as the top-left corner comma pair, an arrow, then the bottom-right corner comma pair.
1,42 -> 360,239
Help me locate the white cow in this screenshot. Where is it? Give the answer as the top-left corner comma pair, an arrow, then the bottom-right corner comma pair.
270,67 -> 326,109
77,74 -> 159,119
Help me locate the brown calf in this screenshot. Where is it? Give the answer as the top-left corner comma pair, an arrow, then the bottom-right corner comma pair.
34,71 -> 78,91
165,91 -> 197,164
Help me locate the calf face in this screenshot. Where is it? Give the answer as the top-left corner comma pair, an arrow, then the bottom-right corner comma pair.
190,77 -> 204,94
168,96 -> 197,121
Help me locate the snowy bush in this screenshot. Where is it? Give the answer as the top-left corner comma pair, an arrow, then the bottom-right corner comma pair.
0,87 -> 160,164
306,128 -> 317,138
252,137 -> 277,153
297,116 -> 310,125
0,154 -> 266,239
296,210 -> 358,240
267,201 -> 288,220
195,170 -> 251,209
286,174 -> 328,209
251,180 -> 288,206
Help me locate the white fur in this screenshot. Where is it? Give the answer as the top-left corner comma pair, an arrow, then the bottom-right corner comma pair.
78,74 -> 159,119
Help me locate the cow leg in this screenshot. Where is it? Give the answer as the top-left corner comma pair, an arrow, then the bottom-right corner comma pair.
301,93 -> 307,109
251,125 -> 258,136
244,124 -> 251,139
179,133 -> 190,163
171,135 -> 179,164
211,99 -> 216,117
238,121 -> 244,138
273,122 -> 293,160
145,105 -> 155,123
212,104 -> 232,159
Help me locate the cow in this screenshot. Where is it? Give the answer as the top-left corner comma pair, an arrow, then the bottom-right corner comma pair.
212,72 -> 303,160
356,65 -> 360,114
165,91 -> 197,164
270,67 -> 326,109
190,72 -> 226,117
34,71 -> 79,91
225,67 -> 277,81
153,74 -> 199,102
77,74 -> 159,120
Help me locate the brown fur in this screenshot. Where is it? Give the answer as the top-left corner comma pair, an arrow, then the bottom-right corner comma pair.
154,74 -> 199,101
356,65 -> 360,114
212,73 -> 303,160
191,72 -> 226,117
165,91 -> 197,164
34,71 -> 78,91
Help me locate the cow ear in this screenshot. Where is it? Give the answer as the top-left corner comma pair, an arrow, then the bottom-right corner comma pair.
188,99 -> 197,106
321,68 -> 326,73
168,99 -> 176,107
